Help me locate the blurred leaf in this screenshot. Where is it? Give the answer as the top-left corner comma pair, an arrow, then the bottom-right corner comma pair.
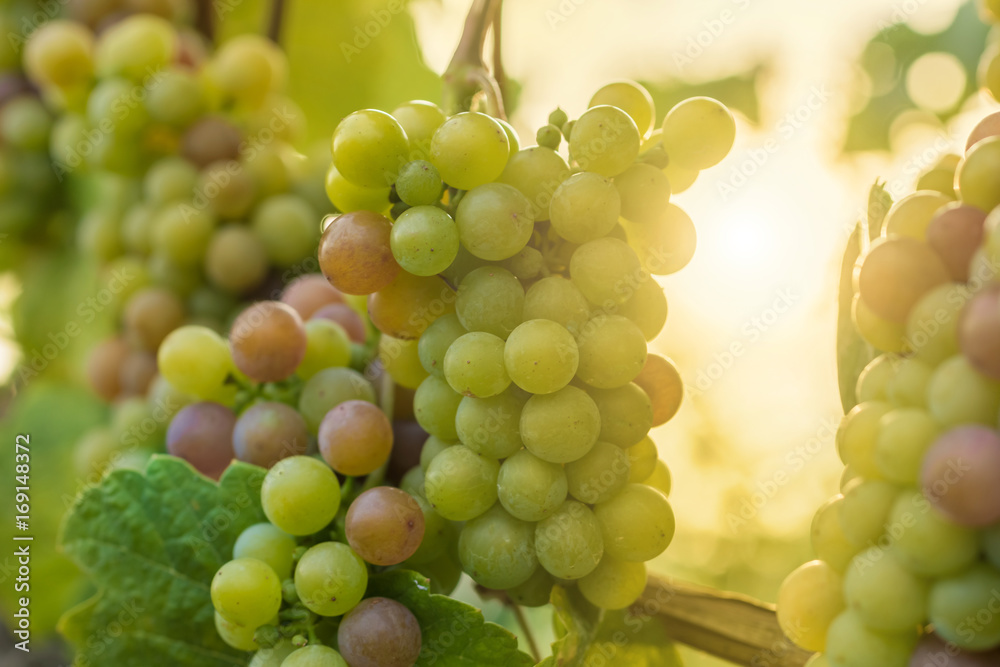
579,608 -> 683,667
541,586 -> 603,666
843,0 -> 989,152
642,63 -> 767,126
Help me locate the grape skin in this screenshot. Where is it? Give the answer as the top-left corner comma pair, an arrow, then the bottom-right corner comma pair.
260,456 -> 341,536
337,597 -> 422,667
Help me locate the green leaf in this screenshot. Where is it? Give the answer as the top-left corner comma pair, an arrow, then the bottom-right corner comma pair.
580,608 -> 683,667
365,570 -> 535,667
642,64 -> 765,126
544,586 -> 604,667
58,456 -> 268,667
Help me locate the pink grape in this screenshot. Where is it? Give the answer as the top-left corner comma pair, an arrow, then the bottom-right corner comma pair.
921,425 -> 1000,527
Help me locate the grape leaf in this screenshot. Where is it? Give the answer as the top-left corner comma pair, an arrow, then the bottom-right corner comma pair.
57,456 -> 268,667
539,586 -> 603,667
365,570 -> 535,667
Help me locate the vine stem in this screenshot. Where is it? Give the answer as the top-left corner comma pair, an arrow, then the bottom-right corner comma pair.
267,0 -> 288,45
442,0 -> 506,118
511,604 -> 541,662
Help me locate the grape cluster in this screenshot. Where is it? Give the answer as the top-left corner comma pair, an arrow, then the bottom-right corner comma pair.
776,115 -> 1000,665
319,81 -> 734,610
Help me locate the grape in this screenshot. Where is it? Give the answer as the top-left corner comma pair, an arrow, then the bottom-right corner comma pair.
318,400 -> 393,476
0,97 -> 50,151
855,355 -> 896,403
836,401 -> 891,478
167,402 -> 236,479
838,478 -> 897,547
215,610 -> 260,651
260,456 -> 341,536
424,444 -> 499,521
211,557 -> 281,628
311,303 -> 367,344
182,117 -> 243,168
810,496 -> 862,573
413,375 -> 463,440
853,294 -> 906,352
378,335 -> 429,389
143,157 -> 197,207
458,505 -> 537,589
926,355 -> 1000,427
282,275 -> 345,320
298,367 -> 376,433
576,315 -> 647,389
429,112 -> 509,190
298,319 -> 352,379
881,191 -> 951,239
614,163 -> 671,225
233,402 -> 309,468
624,205 -> 698,276
86,337 -> 130,401
906,285 -> 962,366
210,35 -> 286,108
295,541 -> 367,617
389,206 -> 459,276
508,567 -> 555,607
503,246 -> 544,281
775,560 -> 844,652
455,389 -> 525,458
626,437 -> 658,483
368,272 -> 455,340
419,436 -> 455,472
407,555 -> 462,595
498,146 -> 570,217
280,645 -> 348,666
392,100 -> 446,160
619,276 -> 668,341
594,484 -> 673,562
548,171 -> 621,243
825,611 -> 916,667
497,449 -> 568,522
503,319 -> 578,395
252,195 -> 319,268
566,441 -> 631,504
570,237 -> 642,307
234,523 -> 296,580
497,118 -> 520,152
406,493 -> 455,564
956,136 -> 1000,211
632,354 -> 683,427
337,597 -> 422,667
589,384 -> 654,449
887,490 -> 978,577
229,302 -> 307,383
661,97 -> 735,170
395,160 -> 443,206
332,109 -> 409,188
24,20 -> 95,89
569,105 -> 640,177
205,225 -> 270,295
145,67 -> 204,127
346,487 -> 425,566
319,211 -> 399,295
843,548 -> 928,633
119,350 -> 157,396
456,266 -> 524,338
520,385 -> 601,463
158,326 -> 234,399
874,408 -> 939,485
325,163 -> 390,214
885,358 -> 931,407
455,183 -> 533,261
418,312 -> 466,377
921,425 -> 1000,527
857,237 -> 949,324
534,500 -> 604,579
95,15 -> 177,80
925,204 -> 985,281
152,204 -> 216,266
959,284 -> 1000,379
579,556 -> 646,611
400,465 -> 425,497
589,81 -> 655,136
929,564 -> 1000,651
442,332 -> 510,398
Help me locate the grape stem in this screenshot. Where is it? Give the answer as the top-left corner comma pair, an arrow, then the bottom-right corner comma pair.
510,603 -> 541,662
267,0 -> 288,45
442,0 -> 507,119
194,0 -> 215,41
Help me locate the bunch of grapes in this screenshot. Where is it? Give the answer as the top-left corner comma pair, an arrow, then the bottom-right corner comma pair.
775,115 -> 1000,667
318,81 -> 735,611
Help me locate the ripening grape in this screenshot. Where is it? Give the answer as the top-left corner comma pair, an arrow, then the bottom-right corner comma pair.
294,541 -> 367,617
298,319 -> 352,379
838,478 -> 897,547
251,195 -> 319,268
346,487 -> 425,566
260,456 -> 341,536
298,367 -> 376,433
368,272 -> 455,340
182,117 -> 243,168
925,203 -> 985,281
205,226 -> 269,295
319,211 -> 399,295
881,191 -> 951,239
443,332 -> 510,398
395,160 -> 443,206
853,294 -> 907,352
281,274 -> 345,320
921,426 -> 1000,527
660,97 -> 735,170
378,335 -> 429,389
229,302 -> 307,383
319,400 -> 393,476
590,384 -> 654,449
210,557 -> 281,628
429,111 -> 509,190
166,402 -> 237,480
325,162 -> 390,214
232,402 -> 309,469
210,35 -> 286,108
614,163 -> 671,225
926,355 -> 1000,428
956,135 -> 1000,211
958,283 -> 1000,379
906,284 -> 962,367
576,315 -> 648,389
619,276 -> 668,341
856,237 -> 949,324
508,567 -> 555,608
332,109 -> 409,188
86,337 -> 130,401
312,303 -> 368,343
337,597 -> 422,667
626,437 -> 658,482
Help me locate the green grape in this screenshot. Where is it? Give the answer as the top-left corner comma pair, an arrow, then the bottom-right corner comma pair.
346,487 -> 425,566
498,146 -> 570,218
569,105 -> 640,177
95,14 -> 176,80
395,160 -> 443,206
843,547 -> 928,633
215,610 -> 260,651
211,557 -> 282,628
324,163 -> 390,214
418,312 -> 466,377
419,436 -> 455,472
378,334 -> 429,389
881,190 -> 951,239
536,124 -> 562,150
252,195 -> 319,267
664,160 -> 698,194
854,355 -> 897,403
88,77 -> 150,133
406,554 -> 463,595
576,315 -> 647,389
884,358 -> 931,407
874,408 -> 939,484
144,157 -> 198,205
905,283 -> 961,367
389,205 -> 459,276
455,389 -> 525,458
197,161 -> 256,219
643,460 -> 672,497
508,567 -> 554,607
825,611 -> 916,667
548,171 -> 621,244
332,109 -> 408,188
0,96 -> 51,151
260,456 -> 341,536
157,325 -> 233,399
77,208 -> 122,262
368,271 -> 455,340
853,294 -> 907,352
534,500 -> 604,579
838,478 -> 897,547
210,35 -> 286,108
660,97 -> 735,170
566,441 -> 630,504
298,319 -> 352,379
503,246 -> 544,281
205,225 -> 269,295
570,237 -> 643,307
250,641 -> 297,666
985,524 -> 1000,569
590,384 -> 654,448
927,355 -> 1000,427
400,466 -> 425,497
281,645 -> 348,666
145,67 -> 204,127
497,449 -> 568,522
392,100 -> 447,160
504,319 -> 579,395
413,375 -> 463,440
836,401 -> 891,479
594,484 -> 674,562
234,523 -> 297,580
956,136 -> 1000,212
810,496 -> 862,573
152,203 -> 216,266
497,117 -> 520,152
298,367 -> 376,433
458,505 -> 537,589
523,276 -> 591,336
589,81 -> 655,136
521,385 -> 601,463
623,203 -> 698,275
626,437 -> 657,482
24,20 -> 94,89
579,556 -> 646,610
456,266 -> 524,338
888,490 -> 978,577
424,444 -> 499,521
429,112 -> 509,190
294,542 -> 367,617
775,561 -> 846,652
455,183 -> 533,260
406,493 -> 456,564
613,163 -> 671,225
618,276 -> 668,341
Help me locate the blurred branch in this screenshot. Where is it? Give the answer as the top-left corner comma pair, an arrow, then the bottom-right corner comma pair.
267,0 -> 288,45
443,0 -> 506,118
194,0 -> 214,41
490,1 -> 508,113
